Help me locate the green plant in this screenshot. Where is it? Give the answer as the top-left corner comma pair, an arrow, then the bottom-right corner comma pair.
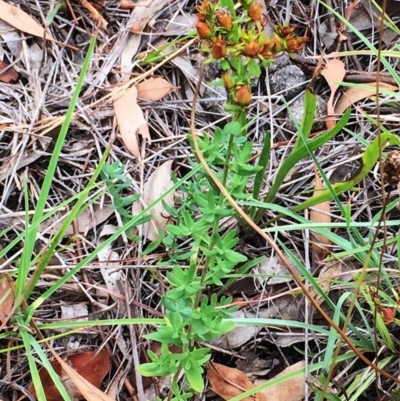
136,1 -> 400,399
137,0 -> 336,397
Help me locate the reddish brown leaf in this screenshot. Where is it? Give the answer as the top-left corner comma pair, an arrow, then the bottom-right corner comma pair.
28,349 -> 111,401
207,362 -> 266,401
0,273 -> 14,325
0,61 -> 17,83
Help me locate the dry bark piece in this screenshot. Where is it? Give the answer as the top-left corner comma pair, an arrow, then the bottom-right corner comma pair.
383,150 -> 400,188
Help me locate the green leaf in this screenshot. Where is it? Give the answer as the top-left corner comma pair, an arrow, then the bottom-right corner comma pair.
247,58 -> 261,77
223,121 -> 242,137
185,363 -> 205,392
219,0 -> 235,14
262,108 -> 351,206
294,90 -> 317,149
252,131 -> 270,202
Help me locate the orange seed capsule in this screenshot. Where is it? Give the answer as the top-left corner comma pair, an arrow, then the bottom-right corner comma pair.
216,10 -> 233,30
196,20 -> 212,39
235,85 -> 252,107
211,38 -> 227,59
249,2 -> 263,23
242,40 -> 261,57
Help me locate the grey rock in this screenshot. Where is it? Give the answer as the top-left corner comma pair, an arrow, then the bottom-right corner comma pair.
285,95 -> 327,132
267,53 -> 291,74
268,64 -> 306,99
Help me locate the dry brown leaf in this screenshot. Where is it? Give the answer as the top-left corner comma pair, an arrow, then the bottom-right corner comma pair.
0,61 -> 17,82
335,82 -> 399,115
207,362 -> 266,401
309,262 -> 343,306
310,165 -> 331,261
0,0 -> 54,40
40,204 -> 114,236
255,254 -> 299,285
28,350 -> 112,401
255,361 -> 306,401
142,160 -> 174,241
0,273 -> 14,325
129,0 -> 170,32
136,77 -> 174,101
320,59 -> 346,129
114,86 -> 151,158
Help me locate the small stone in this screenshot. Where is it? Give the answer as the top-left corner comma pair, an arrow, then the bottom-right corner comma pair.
285,95 -> 327,132
202,80 -> 227,115
268,64 -> 306,99
267,54 -> 291,74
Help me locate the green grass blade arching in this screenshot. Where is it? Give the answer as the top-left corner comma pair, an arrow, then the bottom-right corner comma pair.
260,108 -> 350,210
293,90 -> 317,150
16,35 -> 97,300
250,130 -> 270,217
289,133 -> 400,214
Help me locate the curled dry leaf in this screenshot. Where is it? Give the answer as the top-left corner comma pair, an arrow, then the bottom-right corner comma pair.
114,86 -> 151,158
28,350 -> 111,401
132,160 -> 175,241
0,61 -> 17,82
207,362 -> 266,401
0,0 -> 54,40
320,59 -> 346,129
59,303 -> 88,333
97,225 -> 128,315
255,361 -> 306,401
0,273 -> 14,325
335,82 -> 398,115
143,160 -> 174,240
136,77 -> 174,101
310,165 -> 331,261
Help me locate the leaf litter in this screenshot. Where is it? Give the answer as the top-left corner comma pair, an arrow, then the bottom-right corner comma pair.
1,0 -> 398,399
